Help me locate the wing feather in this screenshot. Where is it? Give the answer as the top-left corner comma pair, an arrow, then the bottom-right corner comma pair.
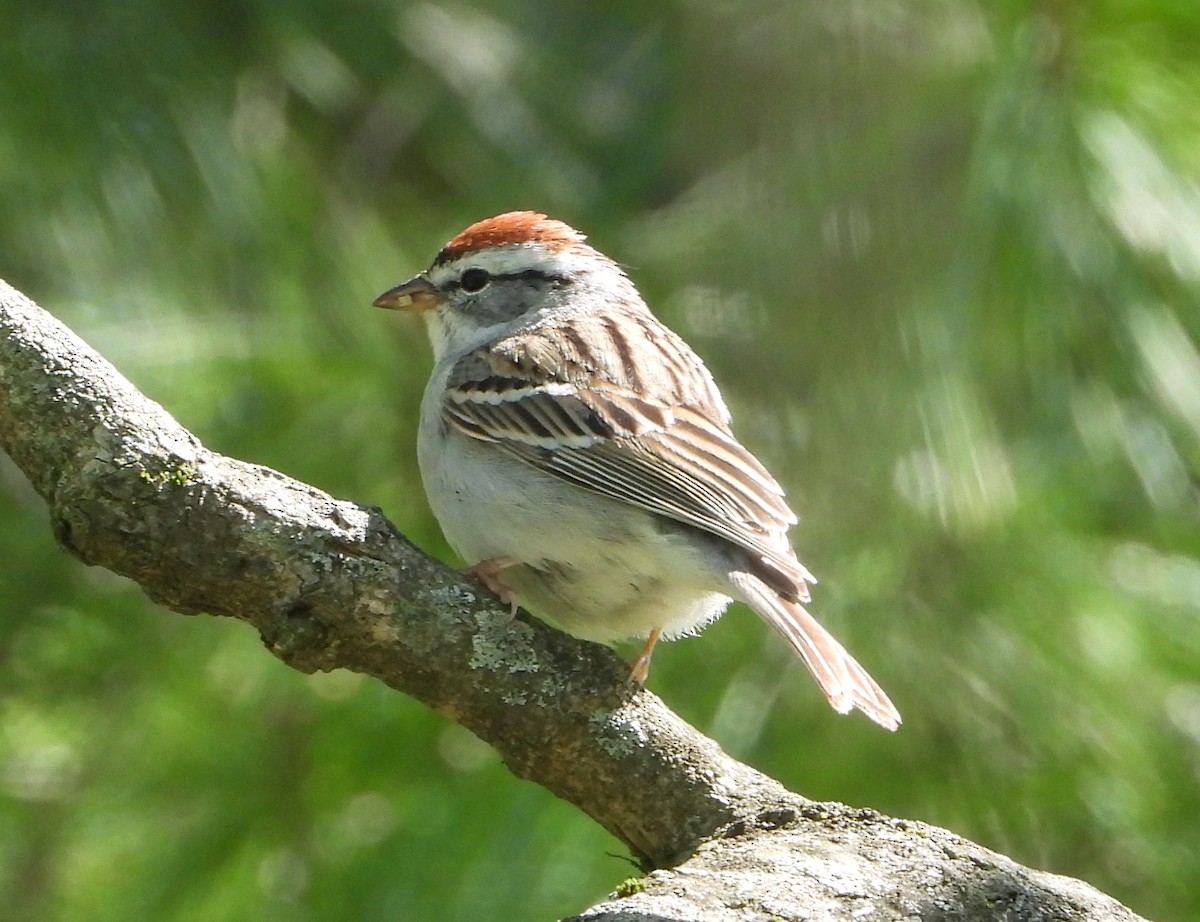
442,311 -> 813,597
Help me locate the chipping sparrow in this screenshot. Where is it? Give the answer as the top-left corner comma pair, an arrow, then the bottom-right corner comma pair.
375,212 -> 900,730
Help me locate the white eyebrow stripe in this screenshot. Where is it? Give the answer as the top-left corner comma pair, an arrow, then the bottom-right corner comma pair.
428,244 -> 601,285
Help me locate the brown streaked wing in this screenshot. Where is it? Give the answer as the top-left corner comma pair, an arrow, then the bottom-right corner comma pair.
443,382 -> 609,449
496,431 -> 811,600
441,315 -> 812,597
501,312 -> 733,426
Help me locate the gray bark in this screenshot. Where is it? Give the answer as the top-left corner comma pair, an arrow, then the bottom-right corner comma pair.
0,277 -> 1149,921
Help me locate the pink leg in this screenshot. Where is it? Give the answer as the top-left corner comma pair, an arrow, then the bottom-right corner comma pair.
466,556 -> 519,615
627,627 -> 663,685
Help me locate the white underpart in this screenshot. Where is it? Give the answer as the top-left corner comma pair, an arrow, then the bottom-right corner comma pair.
418,398 -> 734,642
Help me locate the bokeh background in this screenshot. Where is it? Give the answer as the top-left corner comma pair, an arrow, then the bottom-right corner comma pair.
2,2 -> 1199,920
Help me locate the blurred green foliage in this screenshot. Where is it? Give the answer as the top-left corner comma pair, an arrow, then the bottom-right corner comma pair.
2,2 -> 1198,920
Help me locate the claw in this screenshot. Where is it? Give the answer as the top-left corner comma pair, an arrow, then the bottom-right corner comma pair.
466,556 -> 520,615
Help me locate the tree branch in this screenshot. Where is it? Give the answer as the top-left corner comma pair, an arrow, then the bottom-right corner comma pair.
0,277 -> 1149,921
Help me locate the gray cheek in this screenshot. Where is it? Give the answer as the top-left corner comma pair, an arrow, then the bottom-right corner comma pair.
479,279 -> 560,325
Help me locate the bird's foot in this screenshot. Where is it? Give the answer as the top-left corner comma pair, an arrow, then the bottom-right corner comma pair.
627,627 -> 663,685
466,557 -> 520,616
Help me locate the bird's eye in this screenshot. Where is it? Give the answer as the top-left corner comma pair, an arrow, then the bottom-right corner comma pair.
460,268 -> 491,293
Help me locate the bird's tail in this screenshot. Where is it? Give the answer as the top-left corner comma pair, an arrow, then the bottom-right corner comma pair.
729,571 -> 901,731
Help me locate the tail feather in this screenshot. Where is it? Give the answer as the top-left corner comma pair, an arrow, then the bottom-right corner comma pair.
729,571 -> 901,731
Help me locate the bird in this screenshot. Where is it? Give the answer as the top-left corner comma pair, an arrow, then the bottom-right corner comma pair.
374,211 -> 900,730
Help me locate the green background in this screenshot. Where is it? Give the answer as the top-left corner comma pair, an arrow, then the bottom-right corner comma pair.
2,2 -> 1198,920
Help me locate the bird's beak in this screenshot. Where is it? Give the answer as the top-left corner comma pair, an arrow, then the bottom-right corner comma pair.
373,274 -> 442,314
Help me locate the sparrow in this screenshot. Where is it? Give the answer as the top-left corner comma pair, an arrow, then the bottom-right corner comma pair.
375,211 -> 900,730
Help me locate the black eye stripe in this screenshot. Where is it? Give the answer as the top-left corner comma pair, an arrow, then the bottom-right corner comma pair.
450,268 -> 567,291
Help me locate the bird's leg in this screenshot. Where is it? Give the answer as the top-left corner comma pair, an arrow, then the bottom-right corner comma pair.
627,627 -> 663,685
466,556 -> 520,616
